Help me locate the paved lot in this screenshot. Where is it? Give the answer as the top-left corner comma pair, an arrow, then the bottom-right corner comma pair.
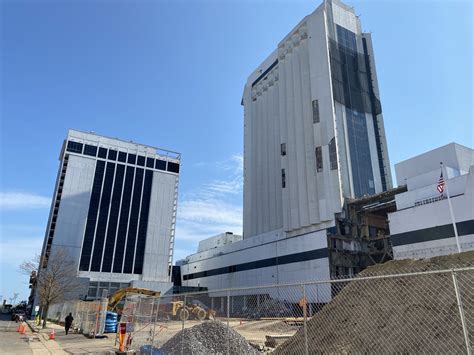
0,313 -> 34,354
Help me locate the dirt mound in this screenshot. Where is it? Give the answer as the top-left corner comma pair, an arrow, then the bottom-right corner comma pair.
276,251 -> 474,354
160,321 -> 257,355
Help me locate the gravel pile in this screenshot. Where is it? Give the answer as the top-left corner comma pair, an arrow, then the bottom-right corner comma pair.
160,321 -> 257,355
276,251 -> 474,354
246,299 -> 293,319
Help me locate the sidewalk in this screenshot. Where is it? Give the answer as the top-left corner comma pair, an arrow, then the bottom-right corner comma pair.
25,320 -> 117,354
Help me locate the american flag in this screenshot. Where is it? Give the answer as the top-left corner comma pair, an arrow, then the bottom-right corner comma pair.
437,172 -> 445,194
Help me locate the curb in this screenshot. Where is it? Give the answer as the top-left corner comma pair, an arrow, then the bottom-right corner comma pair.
25,319 -> 40,333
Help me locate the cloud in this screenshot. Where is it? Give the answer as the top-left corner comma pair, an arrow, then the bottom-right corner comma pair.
179,199 -> 242,226
174,154 -> 243,251
0,192 -> 51,210
0,225 -> 43,265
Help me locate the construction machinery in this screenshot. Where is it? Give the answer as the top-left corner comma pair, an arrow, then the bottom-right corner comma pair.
163,299 -> 216,321
108,287 -> 161,312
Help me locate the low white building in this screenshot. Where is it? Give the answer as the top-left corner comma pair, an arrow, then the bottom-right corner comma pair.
180,229 -> 331,304
388,143 -> 474,259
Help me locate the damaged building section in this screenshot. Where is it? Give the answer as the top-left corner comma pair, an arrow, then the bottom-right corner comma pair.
328,185 -> 408,278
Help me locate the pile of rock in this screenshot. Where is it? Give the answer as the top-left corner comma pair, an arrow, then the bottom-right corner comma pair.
160,321 -> 257,355
276,251 -> 474,354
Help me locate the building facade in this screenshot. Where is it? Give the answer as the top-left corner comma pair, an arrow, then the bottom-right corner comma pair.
39,129 -> 180,298
180,0 -> 392,299
242,0 -> 391,240
389,143 -> 474,259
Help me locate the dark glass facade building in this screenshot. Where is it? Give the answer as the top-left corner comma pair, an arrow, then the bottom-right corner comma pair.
39,130 -> 180,298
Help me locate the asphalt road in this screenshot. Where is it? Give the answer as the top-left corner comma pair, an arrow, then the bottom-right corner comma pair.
0,313 -> 33,354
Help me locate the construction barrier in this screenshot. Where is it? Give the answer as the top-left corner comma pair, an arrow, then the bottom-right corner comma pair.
118,265 -> 473,354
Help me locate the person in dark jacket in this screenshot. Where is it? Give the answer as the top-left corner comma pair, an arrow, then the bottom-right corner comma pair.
65,313 -> 74,335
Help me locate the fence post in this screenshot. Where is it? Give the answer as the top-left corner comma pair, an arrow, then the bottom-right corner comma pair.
181,294 -> 186,355
302,284 -> 309,355
227,290 -> 230,355
150,296 -> 160,354
451,270 -> 471,355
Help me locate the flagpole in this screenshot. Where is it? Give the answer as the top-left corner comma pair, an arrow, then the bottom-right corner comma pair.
440,162 -> 461,253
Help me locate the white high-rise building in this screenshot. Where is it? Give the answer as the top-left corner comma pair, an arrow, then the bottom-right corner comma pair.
242,0 -> 391,239
38,129 -> 180,298
180,0 -> 392,300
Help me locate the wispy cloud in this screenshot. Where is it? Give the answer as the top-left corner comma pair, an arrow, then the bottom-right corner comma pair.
174,154 -> 243,254
0,192 -> 51,210
0,225 -> 44,265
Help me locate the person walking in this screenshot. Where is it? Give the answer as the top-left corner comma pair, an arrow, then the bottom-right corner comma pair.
65,313 -> 74,335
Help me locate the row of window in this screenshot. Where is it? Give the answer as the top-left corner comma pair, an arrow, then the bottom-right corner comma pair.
66,140 -> 180,174
87,281 -> 129,299
79,160 -> 154,275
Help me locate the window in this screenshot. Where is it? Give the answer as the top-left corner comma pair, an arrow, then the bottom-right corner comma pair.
98,147 -> 107,159
118,151 -> 127,162
127,153 -> 137,164
316,146 -> 323,172
108,149 -> 118,161
83,144 -> 98,157
137,155 -> 145,166
167,162 -> 180,173
134,169 -> 153,274
66,141 -> 83,153
113,166 -> 135,273
146,157 -> 154,168
155,159 -> 166,171
312,100 -> 320,123
123,168 -> 144,274
79,160 -> 105,271
281,143 -> 286,156
281,169 -> 286,188
329,138 -> 338,170
101,164 -> 125,273
90,162 -> 115,272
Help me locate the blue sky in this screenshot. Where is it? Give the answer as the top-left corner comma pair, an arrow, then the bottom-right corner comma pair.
0,0 -> 472,302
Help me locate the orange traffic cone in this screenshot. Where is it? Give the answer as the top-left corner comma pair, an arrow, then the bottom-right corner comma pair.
20,323 -> 26,335
16,324 -> 20,332
49,329 -> 55,340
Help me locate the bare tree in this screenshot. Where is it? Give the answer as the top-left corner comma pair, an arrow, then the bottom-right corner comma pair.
20,248 -> 82,328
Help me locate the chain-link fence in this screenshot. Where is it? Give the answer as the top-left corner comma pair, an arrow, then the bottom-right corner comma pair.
113,266 -> 473,354
47,298 -> 107,336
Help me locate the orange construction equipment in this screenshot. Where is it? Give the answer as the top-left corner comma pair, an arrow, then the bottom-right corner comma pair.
49,329 -> 55,340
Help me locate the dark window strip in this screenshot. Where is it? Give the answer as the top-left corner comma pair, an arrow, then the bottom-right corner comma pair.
183,248 -> 328,281
90,162 -> 115,271
391,220 -> 474,247
134,170 -> 154,274
113,166 -> 135,273
251,59 -> 278,88
101,164 -> 125,272
123,168 -> 144,273
362,37 -> 386,191
66,141 -> 179,173
79,160 -> 105,271
66,141 -> 83,154
167,162 -> 180,173
84,144 -> 98,157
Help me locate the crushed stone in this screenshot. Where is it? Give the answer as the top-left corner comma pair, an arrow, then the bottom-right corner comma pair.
160,320 -> 257,355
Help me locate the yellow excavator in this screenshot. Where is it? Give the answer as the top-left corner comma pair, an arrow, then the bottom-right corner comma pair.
108,287 -> 161,312
107,287 -> 216,321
